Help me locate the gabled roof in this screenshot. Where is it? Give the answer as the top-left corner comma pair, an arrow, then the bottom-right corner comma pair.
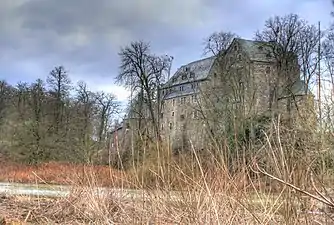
234,38 -> 276,62
163,38 -> 278,89
163,56 -> 216,88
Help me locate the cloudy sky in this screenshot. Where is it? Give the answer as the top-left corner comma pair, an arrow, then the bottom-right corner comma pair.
0,0 -> 333,103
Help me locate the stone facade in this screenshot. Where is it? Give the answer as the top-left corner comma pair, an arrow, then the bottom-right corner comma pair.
159,38 -> 312,150
111,38 -> 313,153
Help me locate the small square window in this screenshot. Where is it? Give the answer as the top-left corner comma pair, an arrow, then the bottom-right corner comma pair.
180,114 -> 185,120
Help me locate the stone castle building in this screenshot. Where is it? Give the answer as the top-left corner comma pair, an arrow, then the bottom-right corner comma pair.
110,38 -> 314,154
159,38 -> 312,150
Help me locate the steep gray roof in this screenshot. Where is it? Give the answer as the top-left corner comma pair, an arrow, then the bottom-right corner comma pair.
236,38 -> 276,62
163,82 -> 199,100
163,56 -> 216,88
161,38 -> 279,100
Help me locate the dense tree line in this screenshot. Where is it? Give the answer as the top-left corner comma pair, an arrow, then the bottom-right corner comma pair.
0,66 -> 120,164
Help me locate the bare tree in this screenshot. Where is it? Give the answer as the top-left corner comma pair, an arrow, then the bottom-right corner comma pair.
322,29 -> 334,128
24,79 -> 48,163
116,41 -> 170,140
95,91 -> 119,144
0,81 -> 10,123
255,14 -> 320,114
47,66 -> 72,134
75,81 -> 96,141
203,31 -> 239,56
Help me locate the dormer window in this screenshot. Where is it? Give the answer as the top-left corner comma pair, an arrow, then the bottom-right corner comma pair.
185,67 -> 190,72
234,45 -> 238,51
182,74 -> 187,80
189,71 -> 195,78
172,77 -> 177,82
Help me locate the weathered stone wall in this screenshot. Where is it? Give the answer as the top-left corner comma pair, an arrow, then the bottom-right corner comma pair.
159,39 -> 313,152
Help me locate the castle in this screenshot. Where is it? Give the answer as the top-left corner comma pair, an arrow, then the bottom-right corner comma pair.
110,38 -> 313,153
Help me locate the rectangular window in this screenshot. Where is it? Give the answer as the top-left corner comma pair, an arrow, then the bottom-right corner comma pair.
161,124 -> 164,130
189,71 -> 195,78
181,97 -> 186,104
180,114 -> 185,120
172,111 -> 174,116
191,95 -> 196,103
193,111 -> 198,119
180,86 -> 184,91
169,123 -> 173,130
160,113 -> 163,118
172,99 -> 175,106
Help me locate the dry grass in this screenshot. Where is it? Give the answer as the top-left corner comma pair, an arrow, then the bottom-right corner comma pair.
0,162 -> 130,188
1,168 -> 333,224
1,120 -> 334,224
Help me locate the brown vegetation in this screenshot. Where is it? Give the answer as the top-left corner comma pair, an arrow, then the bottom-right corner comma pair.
0,162 -> 128,188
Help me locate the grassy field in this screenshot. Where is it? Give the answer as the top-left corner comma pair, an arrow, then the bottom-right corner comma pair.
0,158 -> 333,224
0,127 -> 334,224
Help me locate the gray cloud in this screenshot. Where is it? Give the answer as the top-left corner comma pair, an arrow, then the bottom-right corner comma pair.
1,0 -> 220,83
0,0 -> 332,96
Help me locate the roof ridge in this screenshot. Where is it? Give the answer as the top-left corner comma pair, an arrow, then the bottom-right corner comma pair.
235,37 -> 268,44
180,55 -> 216,68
